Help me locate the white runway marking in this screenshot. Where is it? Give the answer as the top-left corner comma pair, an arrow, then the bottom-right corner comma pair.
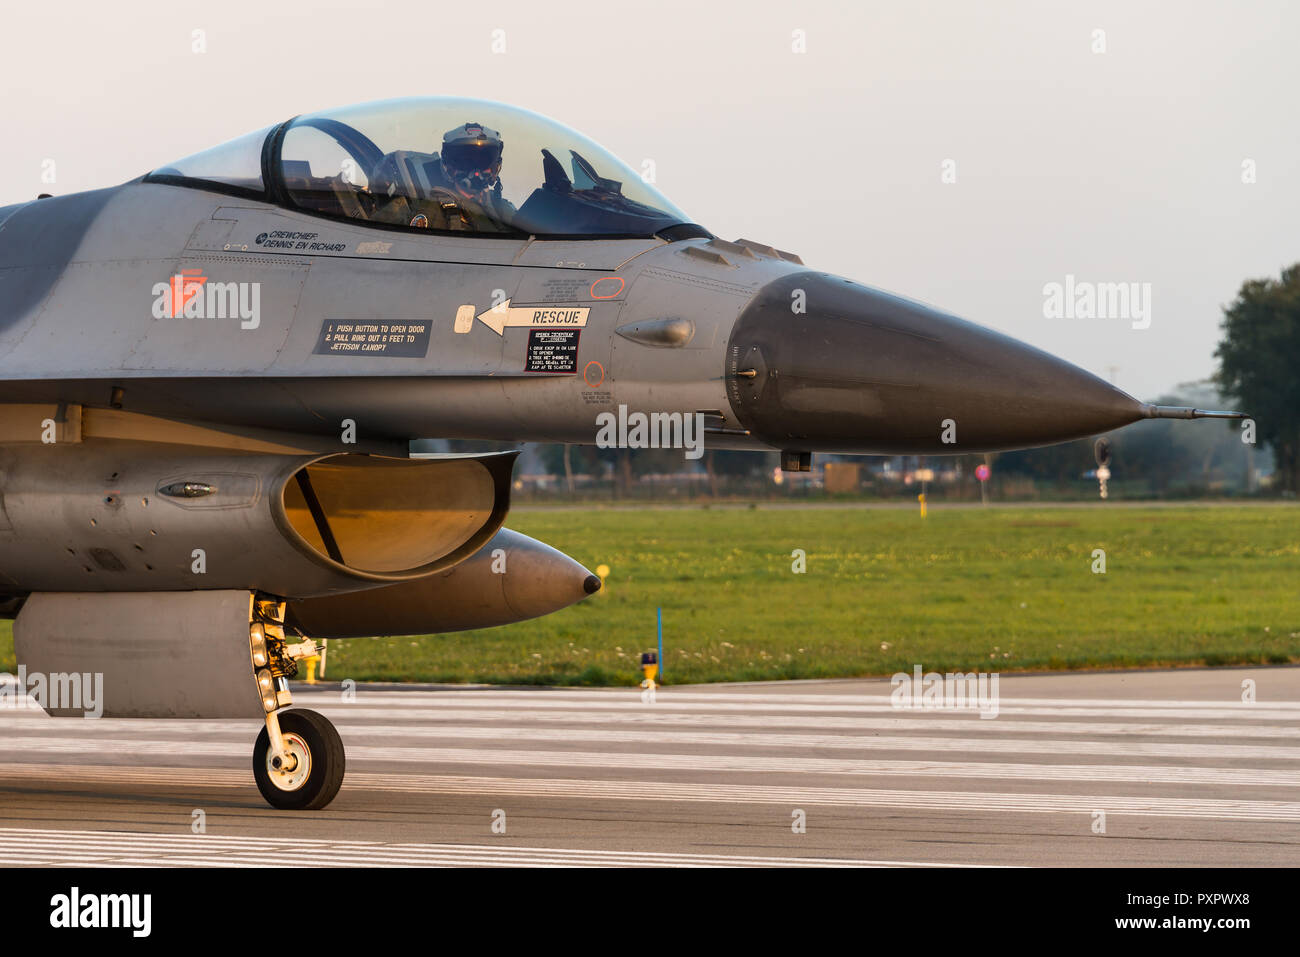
240,693 -> 1300,721
7,719 -> 1300,761
3,741 -> 1299,787
3,681 -> 1300,865
0,827 -> 969,868
6,708 -> 1295,738
112,685 -> 1288,711
6,765 -> 1299,821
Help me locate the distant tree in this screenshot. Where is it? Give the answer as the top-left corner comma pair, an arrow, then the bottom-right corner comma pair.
1216,264 -> 1300,492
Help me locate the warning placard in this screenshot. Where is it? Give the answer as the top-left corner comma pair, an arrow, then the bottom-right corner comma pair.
525,328 -> 580,373
314,320 -> 431,357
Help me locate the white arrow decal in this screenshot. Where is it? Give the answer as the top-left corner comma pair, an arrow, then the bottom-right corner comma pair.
472,300 -> 590,336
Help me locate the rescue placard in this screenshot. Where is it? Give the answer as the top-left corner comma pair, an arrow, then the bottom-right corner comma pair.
314,320 -> 431,357
474,299 -> 589,336
525,329 -> 580,373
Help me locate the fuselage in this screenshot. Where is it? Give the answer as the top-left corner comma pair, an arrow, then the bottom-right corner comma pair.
0,179 -> 1145,456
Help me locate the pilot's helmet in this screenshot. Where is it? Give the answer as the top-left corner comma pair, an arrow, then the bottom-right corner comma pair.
440,122 -> 504,194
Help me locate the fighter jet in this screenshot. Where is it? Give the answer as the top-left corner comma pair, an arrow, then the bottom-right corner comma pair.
0,96 -> 1241,809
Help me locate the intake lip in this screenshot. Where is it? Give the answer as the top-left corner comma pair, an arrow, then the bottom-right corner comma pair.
725,271 -> 1147,454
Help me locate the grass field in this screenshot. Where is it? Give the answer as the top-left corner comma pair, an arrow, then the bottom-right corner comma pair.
1,503 -> 1297,685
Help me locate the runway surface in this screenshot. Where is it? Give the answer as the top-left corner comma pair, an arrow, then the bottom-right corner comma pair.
1,667 -> 1299,866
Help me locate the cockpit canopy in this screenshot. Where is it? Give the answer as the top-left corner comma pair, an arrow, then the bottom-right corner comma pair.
147,97 -> 700,239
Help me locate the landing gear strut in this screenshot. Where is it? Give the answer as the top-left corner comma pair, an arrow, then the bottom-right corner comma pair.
247,596 -> 345,810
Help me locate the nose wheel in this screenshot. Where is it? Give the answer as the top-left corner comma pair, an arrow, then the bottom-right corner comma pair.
253,708 -> 346,810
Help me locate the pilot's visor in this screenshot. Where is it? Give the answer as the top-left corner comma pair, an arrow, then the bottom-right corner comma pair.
443,142 -> 502,170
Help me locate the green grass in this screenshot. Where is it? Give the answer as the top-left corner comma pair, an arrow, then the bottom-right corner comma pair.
2,504 -> 1297,685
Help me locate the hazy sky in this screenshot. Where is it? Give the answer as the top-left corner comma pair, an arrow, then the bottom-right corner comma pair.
3,0 -> 1296,399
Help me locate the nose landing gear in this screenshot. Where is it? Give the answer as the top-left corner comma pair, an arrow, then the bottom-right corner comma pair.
247,595 -> 345,810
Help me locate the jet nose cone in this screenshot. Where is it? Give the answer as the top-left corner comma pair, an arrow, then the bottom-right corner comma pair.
499,531 -> 601,618
725,272 -> 1145,454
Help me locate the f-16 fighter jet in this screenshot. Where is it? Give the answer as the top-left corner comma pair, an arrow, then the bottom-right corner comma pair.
0,97 -> 1239,808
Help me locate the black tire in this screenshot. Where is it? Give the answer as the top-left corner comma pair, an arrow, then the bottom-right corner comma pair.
252,708 -> 346,810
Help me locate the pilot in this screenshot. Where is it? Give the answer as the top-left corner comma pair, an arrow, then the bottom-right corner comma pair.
426,122 -> 517,231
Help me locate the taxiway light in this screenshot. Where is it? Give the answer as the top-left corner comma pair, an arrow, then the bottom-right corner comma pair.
640,651 -> 659,693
